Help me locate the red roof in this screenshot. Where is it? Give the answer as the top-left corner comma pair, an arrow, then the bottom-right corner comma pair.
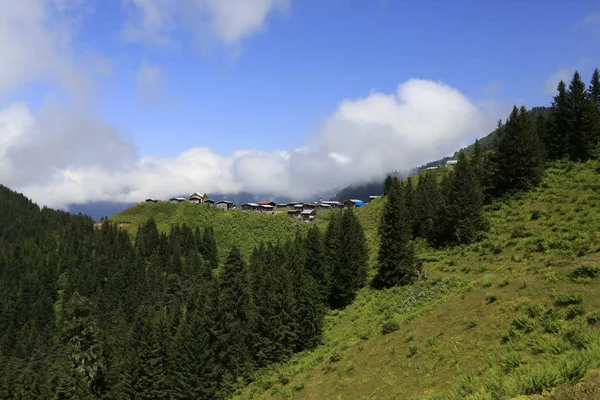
257,201 -> 275,205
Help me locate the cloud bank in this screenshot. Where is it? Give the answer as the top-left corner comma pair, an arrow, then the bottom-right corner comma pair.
0,79 -> 497,209
121,0 -> 291,46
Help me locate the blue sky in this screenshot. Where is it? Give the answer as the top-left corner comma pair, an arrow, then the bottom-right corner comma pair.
0,0 -> 599,208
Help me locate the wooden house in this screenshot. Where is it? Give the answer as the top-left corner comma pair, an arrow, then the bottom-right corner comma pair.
170,197 -> 187,204
301,209 -> 316,222
241,203 -> 259,213
287,209 -> 301,217
216,200 -> 235,211
204,199 -> 215,207
145,198 -> 158,203
189,192 -> 208,204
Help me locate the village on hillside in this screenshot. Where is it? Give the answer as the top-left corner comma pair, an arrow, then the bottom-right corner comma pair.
142,159 -> 458,223
143,193 -> 379,223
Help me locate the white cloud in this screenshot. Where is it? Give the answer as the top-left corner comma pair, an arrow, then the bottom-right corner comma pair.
137,60 -> 163,100
545,58 -> 591,94
0,79 -> 501,209
0,0 -> 95,101
121,0 -> 290,47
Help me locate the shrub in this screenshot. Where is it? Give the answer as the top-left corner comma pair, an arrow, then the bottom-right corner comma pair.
466,316 -> 478,329
404,332 -> 414,342
498,278 -> 510,288
565,304 -> 585,320
407,344 -> 418,357
500,351 -> 528,373
569,264 -> 600,284
564,324 -> 593,349
381,320 -> 400,335
554,292 -> 584,306
477,265 -> 490,273
530,210 -> 542,220
278,374 -> 290,385
292,383 -> 305,392
329,351 -> 342,363
511,315 -> 536,333
586,311 -> 600,325
486,293 -> 498,304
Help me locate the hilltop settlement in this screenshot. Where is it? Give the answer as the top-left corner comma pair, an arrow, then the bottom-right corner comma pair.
143,192 -> 380,222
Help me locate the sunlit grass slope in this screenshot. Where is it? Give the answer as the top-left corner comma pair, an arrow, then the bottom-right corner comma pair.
233,159 -> 600,400
110,202 -> 312,260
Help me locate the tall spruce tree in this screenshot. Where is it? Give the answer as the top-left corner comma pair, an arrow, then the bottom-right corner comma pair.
383,175 -> 394,196
304,224 -> 329,302
414,171 -> 443,242
590,68 -> 600,109
436,152 -> 486,245
488,106 -> 545,198
211,245 -> 256,394
545,80 -> 570,160
201,226 -> 218,271
373,178 -> 418,289
328,209 -> 368,309
567,71 -> 595,160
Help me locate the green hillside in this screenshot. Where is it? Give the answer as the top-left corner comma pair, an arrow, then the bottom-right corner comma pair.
110,202 -> 312,260
233,159 -> 600,400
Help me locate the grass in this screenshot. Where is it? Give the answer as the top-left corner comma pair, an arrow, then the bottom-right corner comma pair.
230,160 -> 600,400
110,202 -> 313,261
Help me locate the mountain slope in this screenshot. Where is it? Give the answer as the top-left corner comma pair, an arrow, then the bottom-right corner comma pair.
110,202 -> 313,260
233,159 -> 600,400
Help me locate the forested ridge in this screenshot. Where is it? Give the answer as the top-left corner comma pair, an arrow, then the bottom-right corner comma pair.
2,68 -> 600,399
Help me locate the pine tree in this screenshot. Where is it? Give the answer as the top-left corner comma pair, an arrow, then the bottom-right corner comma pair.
383,175 -> 394,196
135,310 -> 170,400
304,224 -> 329,302
567,71 -> 595,160
403,177 -> 415,236
329,210 -> 368,309
436,152 -> 486,245
201,226 -> 218,271
590,68 -> 600,109
488,106 -> 545,197
211,246 -> 256,393
414,171 -> 443,241
545,80 -> 570,160
373,178 -> 419,289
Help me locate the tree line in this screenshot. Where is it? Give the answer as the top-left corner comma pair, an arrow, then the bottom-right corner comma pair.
373,68 -> 600,289
0,182 -> 369,399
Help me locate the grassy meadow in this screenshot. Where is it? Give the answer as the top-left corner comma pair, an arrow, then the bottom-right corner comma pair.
231,159 -> 600,399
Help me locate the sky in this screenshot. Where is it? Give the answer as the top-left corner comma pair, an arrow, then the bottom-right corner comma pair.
1,0 -> 600,209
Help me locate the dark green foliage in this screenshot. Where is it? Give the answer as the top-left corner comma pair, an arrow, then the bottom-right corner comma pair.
326,210 -> 369,309
0,183 -> 329,400
546,80 -> 570,160
435,152 -> 486,245
414,171 -> 443,241
567,71 -> 597,161
488,106 -> 546,197
304,225 -> 329,302
383,175 -> 395,196
381,320 -> 400,335
373,180 -> 420,289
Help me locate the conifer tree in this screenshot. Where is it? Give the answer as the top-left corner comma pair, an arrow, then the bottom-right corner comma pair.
328,209 -> 368,309
135,310 -> 170,400
383,175 -> 394,196
373,179 -> 418,289
201,226 -> 218,271
545,80 -> 570,160
436,152 -> 486,245
304,224 -> 329,302
567,71 -> 595,160
414,171 -> 443,241
590,68 -> 600,109
488,106 -> 545,197
211,246 -> 256,393
404,177 -> 415,236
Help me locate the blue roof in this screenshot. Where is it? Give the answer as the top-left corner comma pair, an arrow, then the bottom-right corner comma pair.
354,201 -> 366,207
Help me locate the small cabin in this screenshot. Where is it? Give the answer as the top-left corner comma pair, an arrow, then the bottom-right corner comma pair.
145,198 -> 158,203
258,205 -> 275,214
170,197 -> 187,204
189,192 -> 208,204
287,209 -> 301,217
241,203 -> 259,213
204,199 -> 215,207
345,199 -> 366,208
445,160 -> 458,169
257,201 -> 277,210
369,195 -> 380,202
301,209 -> 317,222
216,200 -> 234,211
